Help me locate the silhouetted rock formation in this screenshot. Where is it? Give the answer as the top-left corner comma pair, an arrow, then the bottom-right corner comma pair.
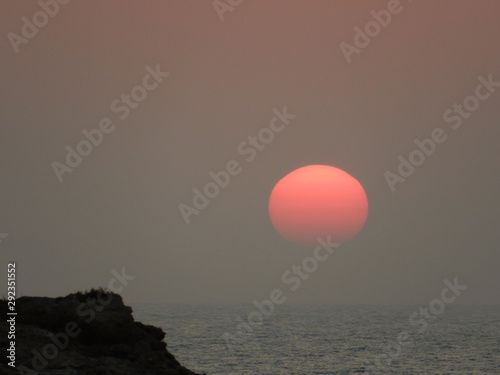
0,290 -> 202,375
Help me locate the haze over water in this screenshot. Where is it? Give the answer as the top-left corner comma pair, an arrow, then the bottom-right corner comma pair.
2,1 -> 499,374
133,303 -> 500,374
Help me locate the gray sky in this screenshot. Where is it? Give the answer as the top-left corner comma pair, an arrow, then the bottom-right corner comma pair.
1,0 -> 499,305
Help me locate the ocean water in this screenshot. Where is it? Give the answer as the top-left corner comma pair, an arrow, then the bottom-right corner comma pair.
131,304 -> 500,375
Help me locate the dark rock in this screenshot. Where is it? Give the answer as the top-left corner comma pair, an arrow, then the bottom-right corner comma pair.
0,290 -> 203,375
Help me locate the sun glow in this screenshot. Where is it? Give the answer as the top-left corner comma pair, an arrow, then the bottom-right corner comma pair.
269,165 -> 368,246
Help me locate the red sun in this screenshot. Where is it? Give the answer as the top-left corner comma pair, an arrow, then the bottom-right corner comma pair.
268,165 -> 368,246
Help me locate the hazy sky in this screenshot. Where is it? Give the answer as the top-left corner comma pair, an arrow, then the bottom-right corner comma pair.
1,1 -> 499,305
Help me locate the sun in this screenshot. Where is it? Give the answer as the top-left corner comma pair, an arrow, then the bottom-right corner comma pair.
268,165 -> 368,246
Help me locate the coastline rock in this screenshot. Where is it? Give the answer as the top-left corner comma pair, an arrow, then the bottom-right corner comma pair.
0,290 -> 203,375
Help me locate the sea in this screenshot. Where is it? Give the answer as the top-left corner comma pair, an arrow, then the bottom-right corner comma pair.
131,304 -> 500,375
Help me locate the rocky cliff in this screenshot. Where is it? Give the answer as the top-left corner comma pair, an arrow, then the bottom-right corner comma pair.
0,290 -> 202,375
